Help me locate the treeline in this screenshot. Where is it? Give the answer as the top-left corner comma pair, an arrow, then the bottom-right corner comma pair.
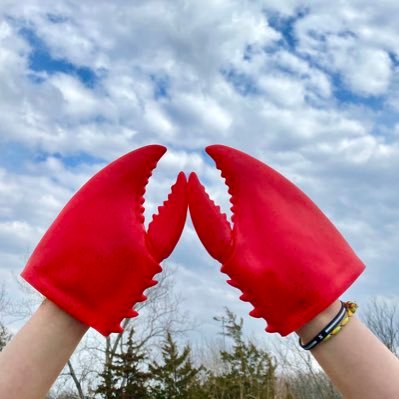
45,308 -> 340,399
1,280 -> 398,399
94,308 -> 276,399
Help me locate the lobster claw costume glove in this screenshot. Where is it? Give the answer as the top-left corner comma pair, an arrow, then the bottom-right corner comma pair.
188,144 -> 365,336
21,145 -> 188,336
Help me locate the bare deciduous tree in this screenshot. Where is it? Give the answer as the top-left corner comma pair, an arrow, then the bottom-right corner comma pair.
363,296 -> 399,357
59,266 -> 193,398
272,335 -> 341,399
0,284 -> 12,351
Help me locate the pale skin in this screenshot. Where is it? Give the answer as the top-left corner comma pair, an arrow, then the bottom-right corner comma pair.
296,300 -> 399,398
1,299 -> 399,398
0,300 -> 88,399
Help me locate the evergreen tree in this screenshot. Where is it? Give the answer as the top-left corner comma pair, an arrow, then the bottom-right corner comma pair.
149,331 -> 202,399
0,322 -> 11,352
95,328 -> 150,398
207,308 -> 276,399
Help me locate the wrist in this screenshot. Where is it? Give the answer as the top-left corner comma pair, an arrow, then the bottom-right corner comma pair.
296,300 -> 342,343
40,299 -> 89,336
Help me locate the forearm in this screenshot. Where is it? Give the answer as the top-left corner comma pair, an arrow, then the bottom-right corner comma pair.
0,299 -> 88,399
297,301 -> 399,398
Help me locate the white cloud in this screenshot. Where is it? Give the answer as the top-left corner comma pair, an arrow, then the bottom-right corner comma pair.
49,74 -> 102,118
0,0 -> 399,347
293,3 -> 397,96
258,74 -> 305,107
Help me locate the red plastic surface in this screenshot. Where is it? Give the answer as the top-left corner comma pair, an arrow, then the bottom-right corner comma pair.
188,144 -> 365,336
21,145 -> 188,336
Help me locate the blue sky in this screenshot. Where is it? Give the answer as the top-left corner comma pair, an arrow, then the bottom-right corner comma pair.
1,0 -> 399,358
21,26 -> 98,87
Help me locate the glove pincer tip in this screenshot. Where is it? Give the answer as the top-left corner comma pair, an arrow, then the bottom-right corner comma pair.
249,308 -> 263,318
148,279 -> 158,287
226,279 -> 240,289
239,293 -> 251,302
126,309 -> 139,318
138,294 -> 147,302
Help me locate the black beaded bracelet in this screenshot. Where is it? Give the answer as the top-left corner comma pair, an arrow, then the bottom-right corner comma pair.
299,301 -> 347,350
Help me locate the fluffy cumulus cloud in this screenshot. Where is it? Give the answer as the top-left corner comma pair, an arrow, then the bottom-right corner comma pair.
0,0 -> 399,340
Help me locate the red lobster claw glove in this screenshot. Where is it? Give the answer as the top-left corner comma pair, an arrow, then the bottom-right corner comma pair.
188,144 -> 365,336
21,145 -> 188,336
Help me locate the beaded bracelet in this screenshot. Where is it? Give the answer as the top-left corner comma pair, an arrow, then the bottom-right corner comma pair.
322,301 -> 358,343
299,301 -> 357,350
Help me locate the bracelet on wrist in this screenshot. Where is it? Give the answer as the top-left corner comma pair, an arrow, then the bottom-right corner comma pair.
299,301 -> 358,350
